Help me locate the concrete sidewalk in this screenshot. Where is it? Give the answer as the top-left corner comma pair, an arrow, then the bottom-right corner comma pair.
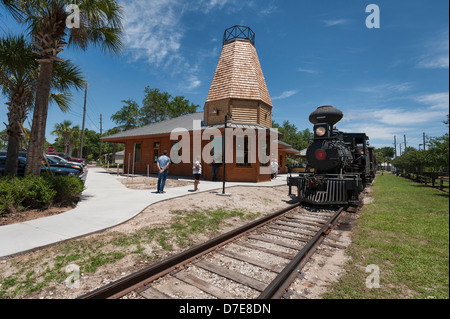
0,166 -> 288,258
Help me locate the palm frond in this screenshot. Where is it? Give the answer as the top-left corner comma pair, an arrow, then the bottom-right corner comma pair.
51,59 -> 85,92
69,0 -> 124,55
0,0 -> 23,21
49,92 -> 73,113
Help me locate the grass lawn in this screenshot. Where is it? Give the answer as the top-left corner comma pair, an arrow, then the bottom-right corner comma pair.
324,173 -> 449,299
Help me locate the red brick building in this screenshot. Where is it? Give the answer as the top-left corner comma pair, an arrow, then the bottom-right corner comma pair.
102,26 -> 300,182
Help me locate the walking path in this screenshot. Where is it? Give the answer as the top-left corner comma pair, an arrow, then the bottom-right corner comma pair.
0,166 -> 288,258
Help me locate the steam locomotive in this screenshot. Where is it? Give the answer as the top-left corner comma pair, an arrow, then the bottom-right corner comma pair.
288,105 -> 376,205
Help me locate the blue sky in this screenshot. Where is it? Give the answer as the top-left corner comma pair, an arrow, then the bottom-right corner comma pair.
1,0 -> 448,153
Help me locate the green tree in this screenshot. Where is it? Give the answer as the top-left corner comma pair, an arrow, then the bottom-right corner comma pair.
141,86 -> 171,125
169,95 -> 199,119
2,0 -> 123,175
272,120 -> 312,151
80,128 -> 100,162
427,130 -> 449,171
0,34 -> 84,176
112,87 -> 199,130
51,120 -> 73,154
375,146 -> 395,169
110,99 -> 141,130
0,34 -> 37,175
0,129 -> 7,149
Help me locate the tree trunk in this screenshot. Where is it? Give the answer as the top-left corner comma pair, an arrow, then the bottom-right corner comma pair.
4,129 -> 20,176
4,97 -> 27,176
25,61 -> 54,175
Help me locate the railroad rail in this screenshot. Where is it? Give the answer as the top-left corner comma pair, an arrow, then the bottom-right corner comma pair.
78,203 -> 346,299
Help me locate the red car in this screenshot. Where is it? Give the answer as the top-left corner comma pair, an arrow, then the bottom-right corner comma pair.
47,152 -> 86,166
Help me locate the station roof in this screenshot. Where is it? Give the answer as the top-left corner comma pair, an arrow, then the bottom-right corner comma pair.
101,111 -> 280,143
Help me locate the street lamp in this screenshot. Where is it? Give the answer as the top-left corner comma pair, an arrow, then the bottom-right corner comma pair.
218,113 -> 231,196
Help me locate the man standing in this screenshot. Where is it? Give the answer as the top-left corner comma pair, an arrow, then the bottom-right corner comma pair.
211,155 -> 220,181
157,150 -> 170,193
193,156 -> 202,191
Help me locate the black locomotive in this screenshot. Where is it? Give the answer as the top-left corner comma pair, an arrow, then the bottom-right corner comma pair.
288,105 -> 376,205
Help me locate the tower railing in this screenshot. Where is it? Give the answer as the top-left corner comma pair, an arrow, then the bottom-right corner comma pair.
223,25 -> 255,45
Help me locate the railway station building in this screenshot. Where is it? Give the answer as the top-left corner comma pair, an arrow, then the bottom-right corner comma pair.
102,26 -> 300,182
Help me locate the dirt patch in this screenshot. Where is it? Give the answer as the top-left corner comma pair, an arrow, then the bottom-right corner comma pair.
116,185 -> 294,233
116,175 -> 192,190
0,205 -> 74,226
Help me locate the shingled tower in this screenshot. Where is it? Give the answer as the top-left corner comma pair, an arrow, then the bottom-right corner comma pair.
204,26 -> 273,127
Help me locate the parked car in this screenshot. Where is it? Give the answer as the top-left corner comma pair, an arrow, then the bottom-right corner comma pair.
47,152 -> 86,166
0,156 -> 81,177
45,156 -> 83,174
0,150 -> 28,157
46,154 -> 83,171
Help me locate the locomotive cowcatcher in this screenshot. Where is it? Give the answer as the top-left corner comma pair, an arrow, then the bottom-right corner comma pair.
288,105 -> 376,205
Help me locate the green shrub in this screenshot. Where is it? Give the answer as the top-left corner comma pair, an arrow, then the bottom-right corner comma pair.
16,175 -> 56,210
0,175 -> 84,215
50,176 -> 85,205
0,178 -> 15,214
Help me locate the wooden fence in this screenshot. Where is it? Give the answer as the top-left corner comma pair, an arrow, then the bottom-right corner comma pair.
397,171 -> 449,192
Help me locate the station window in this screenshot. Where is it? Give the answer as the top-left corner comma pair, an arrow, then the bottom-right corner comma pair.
153,149 -> 159,163
134,144 -> 141,163
153,141 -> 160,163
236,137 -> 251,167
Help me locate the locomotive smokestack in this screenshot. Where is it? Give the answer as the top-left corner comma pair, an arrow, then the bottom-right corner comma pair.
309,105 -> 343,127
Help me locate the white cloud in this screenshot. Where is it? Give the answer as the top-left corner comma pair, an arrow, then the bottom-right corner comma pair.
323,19 -> 349,27
415,92 -> 449,110
120,0 -> 184,67
258,1 -> 277,16
371,108 -> 445,126
185,75 -> 201,90
356,82 -> 413,94
343,92 -> 448,128
339,123 -> 404,141
417,31 -> 449,69
418,55 -> 449,69
272,90 -> 299,100
297,67 -> 319,74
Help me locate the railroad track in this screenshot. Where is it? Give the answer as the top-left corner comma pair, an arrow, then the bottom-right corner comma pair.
78,203 -> 347,299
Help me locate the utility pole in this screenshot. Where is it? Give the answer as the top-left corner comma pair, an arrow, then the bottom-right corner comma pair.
218,113 -> 231,196
393,136 -> 397,158
404,135 -> 407,153
80,82 -> 87,158
423,132 -> 426,151
99,114 -> 103,164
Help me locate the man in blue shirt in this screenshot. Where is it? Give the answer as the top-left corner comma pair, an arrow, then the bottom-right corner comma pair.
157,150 -> 170,193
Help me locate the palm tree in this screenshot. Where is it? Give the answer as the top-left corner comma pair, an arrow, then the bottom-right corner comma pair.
0,34 -> 37,175
68,125 -> 81,156
51,120 -> 73,154
0,34 -> 85,176
2,0 -> 123,175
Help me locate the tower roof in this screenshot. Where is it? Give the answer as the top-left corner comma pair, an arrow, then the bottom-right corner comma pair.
206,27 -> 272,107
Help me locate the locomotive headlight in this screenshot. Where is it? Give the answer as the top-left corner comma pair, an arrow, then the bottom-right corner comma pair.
315,126 -> 327,137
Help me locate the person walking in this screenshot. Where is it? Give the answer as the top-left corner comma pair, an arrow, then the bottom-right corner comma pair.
157,150 -> 170,193
271,159 -> 279,179
193,156 -> 202,191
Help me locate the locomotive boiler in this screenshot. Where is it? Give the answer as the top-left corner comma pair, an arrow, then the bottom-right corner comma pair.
288,105 -> 376,205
